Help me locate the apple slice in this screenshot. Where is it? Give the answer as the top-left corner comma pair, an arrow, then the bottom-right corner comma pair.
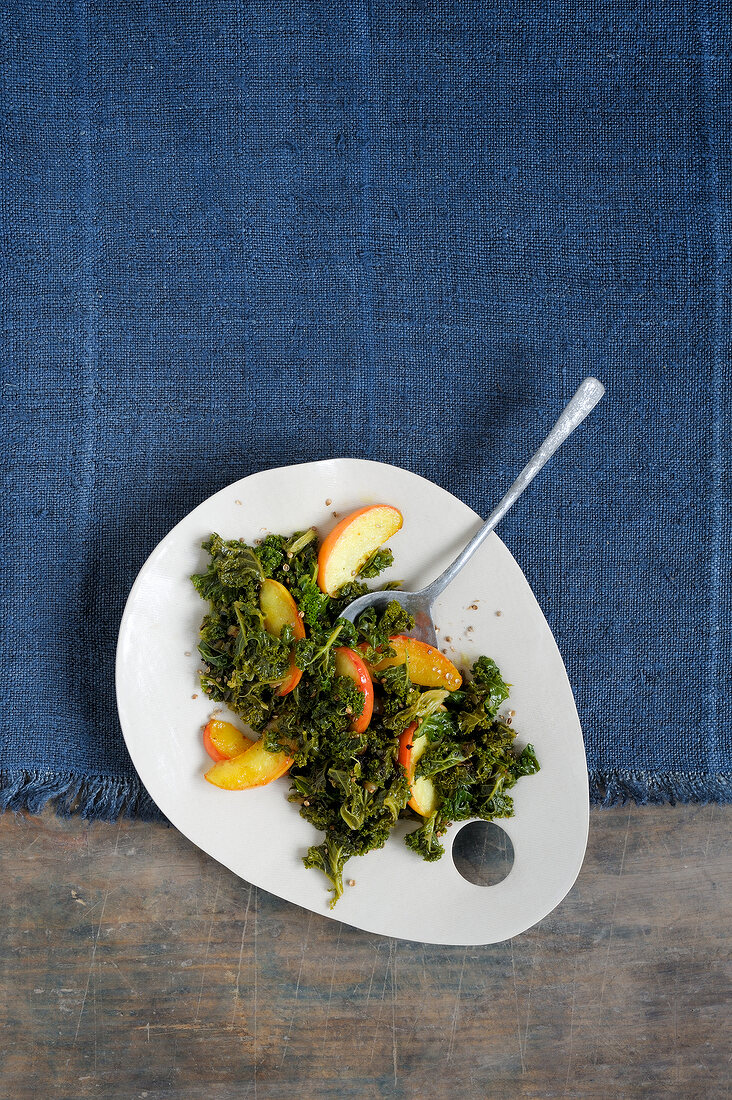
204,739 -> 293,789
365,635 -> 462,691
203,718 -> 254,762
260,577 -> 306,695
334,646 -> 374,733
317,505 -> 402,596
398,721 -> 438,816
260,578 -> 306,640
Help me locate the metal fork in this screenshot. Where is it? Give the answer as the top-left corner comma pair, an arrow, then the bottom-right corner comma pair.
339,377 -> 605,646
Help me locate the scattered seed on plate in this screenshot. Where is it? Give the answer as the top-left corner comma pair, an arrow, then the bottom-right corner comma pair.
495,610 -> 502,617
348,879 -> 356,887
192,694 -> 198,699
184,650 -> 191,656
235,499 -> 242,505
325,498 -> 332,506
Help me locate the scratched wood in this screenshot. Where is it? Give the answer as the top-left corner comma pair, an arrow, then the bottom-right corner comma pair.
0,803 -> 728,1099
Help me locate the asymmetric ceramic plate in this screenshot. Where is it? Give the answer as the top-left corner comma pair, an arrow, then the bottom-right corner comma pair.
116,459 -> 589,945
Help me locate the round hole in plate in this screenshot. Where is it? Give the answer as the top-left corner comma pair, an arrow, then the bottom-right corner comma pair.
452,821 -> 514,886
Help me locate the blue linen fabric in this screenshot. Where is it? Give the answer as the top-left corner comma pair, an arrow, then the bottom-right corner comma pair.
2,0 -> 730,819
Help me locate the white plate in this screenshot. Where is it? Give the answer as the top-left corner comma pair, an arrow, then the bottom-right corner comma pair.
116,458 -> 588,945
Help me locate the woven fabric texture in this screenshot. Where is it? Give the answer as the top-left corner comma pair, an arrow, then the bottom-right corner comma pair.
2,0 -> 730,818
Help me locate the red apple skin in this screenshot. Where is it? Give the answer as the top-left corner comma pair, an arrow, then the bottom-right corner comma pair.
203,719 -> 254,762
334,646 -> 374,733
362,635 -> 462,692
398,721 -> 438,816
276,656 -> 303,697
259,577 -> 306,695
398,722 -> 418,774
317,504 -> 402,596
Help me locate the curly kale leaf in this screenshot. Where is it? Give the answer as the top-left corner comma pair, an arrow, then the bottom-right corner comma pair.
470,785 -> 515,818
191,533 -> 263,607
254,535 -> 286,577
377,663 -> 421,726
294,619 -> 358,678
266,673 -> 363,766
446,656 -> 511,736
303,835 -> 350,908
301,766 -> 407,906
436,786 -> 473,823
405,813 -> 445,861
326,581 -> 370,616
469,656 -> 510,717
354,600 -> 415,660
338,782 -> 371,831
513,743 -> 540,778
384,688 -> 450,734
357,548 -> 394,579
359,725 -> 404,790
416,742 -> 470,780
255,528 -> 318,584
294,571 -> 331,629
377,773 -> 411,821
223,679 -> 272,730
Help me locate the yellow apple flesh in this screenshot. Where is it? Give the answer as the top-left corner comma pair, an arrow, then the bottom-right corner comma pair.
317,505 -> 402,596
365,635 -> 462,691
203,719 -> 254,762
204,739 -> 293,789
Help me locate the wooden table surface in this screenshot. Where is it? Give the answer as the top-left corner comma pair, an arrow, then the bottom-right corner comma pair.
1,802 -> 728,1099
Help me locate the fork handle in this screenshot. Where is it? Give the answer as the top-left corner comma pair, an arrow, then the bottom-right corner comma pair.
422,377 -> 605,602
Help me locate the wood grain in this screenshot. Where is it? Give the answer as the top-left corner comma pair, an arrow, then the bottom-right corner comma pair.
0,803 -> 728,1099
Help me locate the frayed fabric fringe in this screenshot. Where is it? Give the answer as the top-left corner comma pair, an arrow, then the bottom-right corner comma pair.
0,769 -> 164,822
589,769 -> 731,807
2,768 -> 729,822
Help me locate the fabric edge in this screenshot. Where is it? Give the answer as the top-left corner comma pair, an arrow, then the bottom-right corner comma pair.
0,768 -> 164,822
2,768 -> 729,823
589,768 -> 731,807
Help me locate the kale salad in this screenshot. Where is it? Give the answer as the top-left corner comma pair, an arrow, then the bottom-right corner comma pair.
191,508 -> 539,907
